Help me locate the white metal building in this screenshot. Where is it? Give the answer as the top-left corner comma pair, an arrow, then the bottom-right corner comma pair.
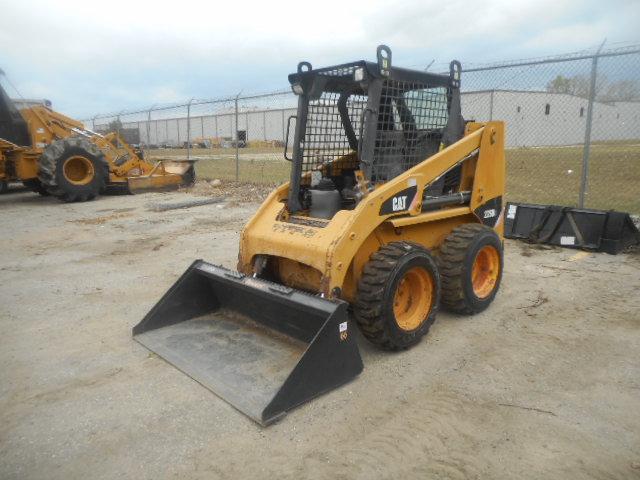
461,90 -> 640,147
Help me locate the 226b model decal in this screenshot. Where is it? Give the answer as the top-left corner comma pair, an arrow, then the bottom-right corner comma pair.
379,185 -> 418,215
474,196 -> 503,228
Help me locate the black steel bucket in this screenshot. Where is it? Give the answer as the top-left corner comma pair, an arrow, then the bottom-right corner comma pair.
133,260 -> 363,425
504,202 -> 640,254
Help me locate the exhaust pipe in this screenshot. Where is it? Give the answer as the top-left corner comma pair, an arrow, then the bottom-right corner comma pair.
133,261 -> 363,425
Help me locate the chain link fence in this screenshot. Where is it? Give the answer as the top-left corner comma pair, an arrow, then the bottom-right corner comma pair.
86,45 -> 640,213
461,44 -> 640,213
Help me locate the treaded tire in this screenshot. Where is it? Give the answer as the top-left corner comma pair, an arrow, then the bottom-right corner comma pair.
354,242 -> 440,351
22,178 -> 50,196
438,223 -> 503,315
38,137 -> 109,202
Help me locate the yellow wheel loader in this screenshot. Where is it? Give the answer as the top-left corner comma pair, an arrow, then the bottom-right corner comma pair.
134,46 -> 505,425
0,82 -> 195,202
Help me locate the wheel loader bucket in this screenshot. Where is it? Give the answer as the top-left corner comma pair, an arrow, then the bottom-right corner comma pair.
133,260 -> 363,425
127,160 -> 196,193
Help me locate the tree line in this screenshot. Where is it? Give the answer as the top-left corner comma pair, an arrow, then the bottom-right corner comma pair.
546,74 -> 639,102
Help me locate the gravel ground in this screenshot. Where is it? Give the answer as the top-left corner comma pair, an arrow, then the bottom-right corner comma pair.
1,184 -> 639,480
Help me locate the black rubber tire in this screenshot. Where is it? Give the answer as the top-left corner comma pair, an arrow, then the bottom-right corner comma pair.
22,178 -> 50,196
438,223 -> 503,315
354,242 -> 440,351
38,137 -> 109,202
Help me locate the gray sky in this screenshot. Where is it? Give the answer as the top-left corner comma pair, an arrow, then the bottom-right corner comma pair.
1,0 -> 638,118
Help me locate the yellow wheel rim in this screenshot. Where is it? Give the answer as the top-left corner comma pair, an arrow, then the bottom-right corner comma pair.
63,156 -> 94,185
472,245 -> 500,299
393,266 -> 434,331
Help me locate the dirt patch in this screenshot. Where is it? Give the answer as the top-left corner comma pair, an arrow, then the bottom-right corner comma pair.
70,211 -> 133,225
183,179 -> 275,204
95,207 -> 137,214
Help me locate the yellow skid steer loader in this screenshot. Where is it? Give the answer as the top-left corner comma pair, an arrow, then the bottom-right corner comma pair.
134,46 -> 505,425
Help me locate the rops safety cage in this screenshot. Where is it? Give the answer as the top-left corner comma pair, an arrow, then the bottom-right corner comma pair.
285,45 -> 465,213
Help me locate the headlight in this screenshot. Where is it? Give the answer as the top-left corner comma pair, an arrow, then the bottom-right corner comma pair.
291,83 -> 304,95
353,67 -> 365,82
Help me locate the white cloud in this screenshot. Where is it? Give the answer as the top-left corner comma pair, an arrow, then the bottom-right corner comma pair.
1,0 -> 637,117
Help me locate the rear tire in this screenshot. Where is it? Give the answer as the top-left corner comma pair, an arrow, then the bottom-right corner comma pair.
22,178 -> 50,196
38,137 -> 109,202
438,223 -> 503,315
354,242 -> 440,351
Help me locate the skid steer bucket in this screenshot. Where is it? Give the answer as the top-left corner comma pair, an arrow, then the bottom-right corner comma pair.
133,261 -> 363,425
127,160 -> 196,193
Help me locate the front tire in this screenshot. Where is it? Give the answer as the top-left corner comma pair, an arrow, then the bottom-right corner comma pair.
438,223 -> 503,315
354,242 -> 440,351
38,137 -> 109,202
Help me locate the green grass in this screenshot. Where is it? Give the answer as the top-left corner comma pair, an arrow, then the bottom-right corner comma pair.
506,142 -> 640,212
149,141 -> 640,213
193,156 -> 290,184
148,147 -> 290,184
148,146 -> 282,157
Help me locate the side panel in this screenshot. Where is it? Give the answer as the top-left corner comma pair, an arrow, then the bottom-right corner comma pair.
14,151 -> 39,180
340,213 -> 478,303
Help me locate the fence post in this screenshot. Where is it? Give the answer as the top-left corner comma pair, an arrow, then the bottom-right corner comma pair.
235,93 -> 240,181
579,47 -> 603,208
245,112 -> 249,143
187,98 -> 194,160
146,107 -> 153,153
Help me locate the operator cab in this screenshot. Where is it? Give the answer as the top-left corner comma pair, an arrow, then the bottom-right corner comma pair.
285,45 -> 465,219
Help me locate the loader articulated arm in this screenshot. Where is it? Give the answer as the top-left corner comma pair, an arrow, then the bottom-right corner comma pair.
20,105 -> 86,144
96,132 -> 148,176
